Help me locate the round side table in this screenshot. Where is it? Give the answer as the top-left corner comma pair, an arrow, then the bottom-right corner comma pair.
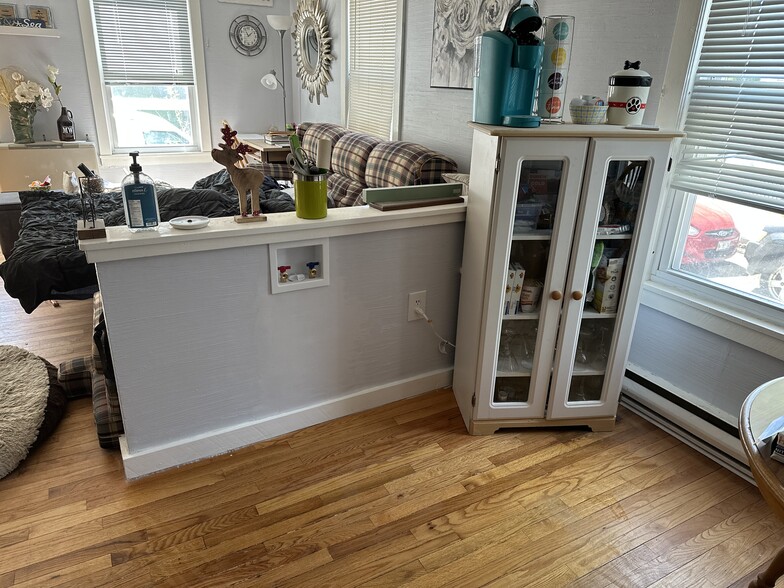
739,376 -> 784,588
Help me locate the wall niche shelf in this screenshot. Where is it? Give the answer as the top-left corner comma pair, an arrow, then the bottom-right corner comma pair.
0,26 -> 60,37
269,238 -> 330,294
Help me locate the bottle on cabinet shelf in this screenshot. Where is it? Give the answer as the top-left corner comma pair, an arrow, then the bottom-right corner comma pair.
57,107 -> 75,141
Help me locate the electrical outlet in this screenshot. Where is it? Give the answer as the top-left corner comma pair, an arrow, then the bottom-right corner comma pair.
407,290 -> 427,321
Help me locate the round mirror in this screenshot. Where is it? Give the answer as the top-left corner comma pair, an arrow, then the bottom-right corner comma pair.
293,0 -> 332,104
304,28 -> 319,71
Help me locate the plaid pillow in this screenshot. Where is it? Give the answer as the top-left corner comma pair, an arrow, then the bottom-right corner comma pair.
250,162 -> 291,182
365,142 -> 458,188
57,356 -> 93,399
92,373 -> 124,449
301,123 -> 348,166
328,174 -> 366,207
331,132 -> 380,183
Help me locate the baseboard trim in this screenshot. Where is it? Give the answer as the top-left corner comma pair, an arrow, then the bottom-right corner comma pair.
621,376 -> 753,485
119,369 -> 453,479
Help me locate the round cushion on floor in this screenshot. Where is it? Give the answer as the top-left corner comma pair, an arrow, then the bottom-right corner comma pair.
0,345 -> 67,479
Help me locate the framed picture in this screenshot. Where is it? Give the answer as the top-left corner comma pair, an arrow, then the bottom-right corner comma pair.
430,0 -> 518,89
0,3 -> 17,19
26,5 -> 52,28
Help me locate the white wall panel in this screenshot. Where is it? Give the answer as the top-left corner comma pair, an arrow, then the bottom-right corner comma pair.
628,305 -> 784,421
96,223 -> 463,454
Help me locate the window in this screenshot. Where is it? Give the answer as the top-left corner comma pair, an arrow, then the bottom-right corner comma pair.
655,0 -> 784,317
80,0 -> 208,154
345,0 -> 402,140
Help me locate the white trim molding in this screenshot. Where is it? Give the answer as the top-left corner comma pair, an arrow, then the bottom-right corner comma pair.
119,369 -> 453,479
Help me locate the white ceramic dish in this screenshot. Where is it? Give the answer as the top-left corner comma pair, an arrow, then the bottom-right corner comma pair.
170,216 -> 210,230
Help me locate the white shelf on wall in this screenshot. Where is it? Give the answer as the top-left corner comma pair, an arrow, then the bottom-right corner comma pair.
0,26 -> 60,37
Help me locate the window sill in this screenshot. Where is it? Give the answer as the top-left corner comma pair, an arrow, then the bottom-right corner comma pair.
641,277 -> 784,361
99,151 -> 214,167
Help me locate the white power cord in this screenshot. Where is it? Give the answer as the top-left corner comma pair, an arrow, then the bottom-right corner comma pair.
415,305 -> 456,354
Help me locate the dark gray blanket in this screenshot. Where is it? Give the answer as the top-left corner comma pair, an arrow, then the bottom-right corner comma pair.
0,171 -> 295,313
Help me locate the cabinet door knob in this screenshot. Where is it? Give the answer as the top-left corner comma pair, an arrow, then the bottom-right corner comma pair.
572,291 -> 584,301
550,290 -> 563,300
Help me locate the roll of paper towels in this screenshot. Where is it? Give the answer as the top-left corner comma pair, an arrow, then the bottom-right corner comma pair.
316,138 -> 331,171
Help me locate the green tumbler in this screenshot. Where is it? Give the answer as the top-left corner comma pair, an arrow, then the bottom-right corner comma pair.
293,172 -> 328,219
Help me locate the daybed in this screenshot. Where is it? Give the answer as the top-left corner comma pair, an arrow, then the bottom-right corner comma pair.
0,123 -> 457,314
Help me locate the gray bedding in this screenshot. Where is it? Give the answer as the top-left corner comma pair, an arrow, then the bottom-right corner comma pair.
0,170 -> 295,313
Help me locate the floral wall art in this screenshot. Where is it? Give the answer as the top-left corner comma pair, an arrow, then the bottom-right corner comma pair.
430,0 -> 519,89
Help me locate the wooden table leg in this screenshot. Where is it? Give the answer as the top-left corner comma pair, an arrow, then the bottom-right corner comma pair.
750,545 -> 784,587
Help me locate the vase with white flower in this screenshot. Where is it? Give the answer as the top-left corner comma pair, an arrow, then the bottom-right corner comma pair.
47,65 -> 74,141
0,67 -> 54,144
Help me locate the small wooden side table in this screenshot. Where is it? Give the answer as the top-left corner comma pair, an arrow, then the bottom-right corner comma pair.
740,376 -> 784,588
239,137 -> 290,165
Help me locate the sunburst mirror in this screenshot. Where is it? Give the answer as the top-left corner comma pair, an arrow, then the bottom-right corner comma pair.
293,0 -> 333,105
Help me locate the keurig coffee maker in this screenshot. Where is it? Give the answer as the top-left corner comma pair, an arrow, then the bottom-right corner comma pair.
472,1 -> 544,128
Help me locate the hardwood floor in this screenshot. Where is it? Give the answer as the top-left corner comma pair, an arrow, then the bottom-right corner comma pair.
0,270 -> 781,587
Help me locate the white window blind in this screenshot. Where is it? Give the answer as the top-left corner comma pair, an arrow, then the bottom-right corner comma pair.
671,0 -> 784,212
347,0 -> 399,139
93,0 -> 195,85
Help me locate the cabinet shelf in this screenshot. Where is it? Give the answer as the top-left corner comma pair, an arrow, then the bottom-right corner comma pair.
582,307 -> 617,319
573,365 -> 607,377
495,369 -> 532,377
502,312 -> 540,321
0,26 -> 60,37
512,229 -> 552,241
595,233 -> 633,241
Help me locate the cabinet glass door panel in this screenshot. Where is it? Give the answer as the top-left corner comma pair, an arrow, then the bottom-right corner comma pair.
548,138 -> 673,420
475,137 -> 588,420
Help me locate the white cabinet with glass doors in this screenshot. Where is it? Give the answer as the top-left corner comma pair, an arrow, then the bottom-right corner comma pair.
453,124 -> 682,434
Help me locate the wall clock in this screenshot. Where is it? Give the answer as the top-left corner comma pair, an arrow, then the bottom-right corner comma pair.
229,15 -> 267,56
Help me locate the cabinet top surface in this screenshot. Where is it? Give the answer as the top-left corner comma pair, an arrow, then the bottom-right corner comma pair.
469,122 -> 685,139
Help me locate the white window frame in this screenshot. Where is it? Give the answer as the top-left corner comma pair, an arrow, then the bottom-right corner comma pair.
341,0 -> 404,140
77,0 -> 212,165
645,0 -> 784,361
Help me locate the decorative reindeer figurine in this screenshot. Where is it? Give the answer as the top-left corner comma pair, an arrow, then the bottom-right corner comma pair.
211,122 -> 267,222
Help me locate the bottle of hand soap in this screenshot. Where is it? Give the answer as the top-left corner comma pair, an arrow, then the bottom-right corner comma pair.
121,152 -> 160,232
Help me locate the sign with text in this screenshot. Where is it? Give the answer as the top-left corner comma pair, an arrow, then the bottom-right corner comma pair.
0,17 -> 47,28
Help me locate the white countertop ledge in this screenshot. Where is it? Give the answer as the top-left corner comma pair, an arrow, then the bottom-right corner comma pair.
80,203 -> 467,263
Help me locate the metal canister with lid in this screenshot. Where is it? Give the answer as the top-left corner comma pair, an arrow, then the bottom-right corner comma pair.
607,60 -> 652,125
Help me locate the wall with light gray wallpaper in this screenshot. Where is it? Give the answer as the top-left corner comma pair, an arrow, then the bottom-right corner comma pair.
0,0 -> 296,146
296,0 -> 679,172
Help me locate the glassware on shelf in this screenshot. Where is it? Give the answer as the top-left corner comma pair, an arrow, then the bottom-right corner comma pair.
575,326 -> 594,366
596,323 -> 611,363
571,378 -> 588,402
517,324 -> 538,369
497,325 -> 520,373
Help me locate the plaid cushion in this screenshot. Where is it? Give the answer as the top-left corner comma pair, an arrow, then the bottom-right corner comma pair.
365,142 -> 458,188
92,372 -> 124,449
249,162 -> 291,182
331,132 -> 380,183
301,123 -> 348,166
92,293 -> 104,372
57,356 -> 93,399
327,174 -> 366,207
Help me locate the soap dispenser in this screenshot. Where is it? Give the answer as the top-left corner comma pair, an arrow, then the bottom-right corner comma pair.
121,151 -> 160,231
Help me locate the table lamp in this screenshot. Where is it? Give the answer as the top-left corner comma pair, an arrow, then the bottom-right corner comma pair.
264,14 -> 294,129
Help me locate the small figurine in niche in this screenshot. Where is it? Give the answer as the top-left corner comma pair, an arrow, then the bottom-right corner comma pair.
211,121 -> 267,222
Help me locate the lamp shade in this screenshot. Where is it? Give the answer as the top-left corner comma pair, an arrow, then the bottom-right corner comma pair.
267,14 -> 293,31
261,72 -> 279,90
